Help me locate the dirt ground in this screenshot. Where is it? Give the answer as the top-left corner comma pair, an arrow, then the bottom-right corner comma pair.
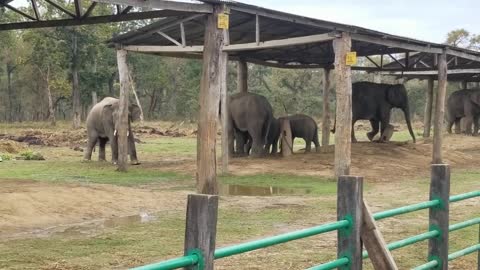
1,132 -> 479,237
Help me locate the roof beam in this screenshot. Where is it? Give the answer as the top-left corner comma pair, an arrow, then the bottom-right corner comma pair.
446,48 -> 480,62
380,69 -> 480,76
351,33 -> 443,54
74,0 -> 82,18
31,0 -> 40,20
82,2 -> 97,19
0,10 -> 186,31
122,45 -> 204,53
44,0 -> 76,18
92,0 -> 213,13
157,31 -> 182,46
223,33 -> 337,52
1,4 -> 37,21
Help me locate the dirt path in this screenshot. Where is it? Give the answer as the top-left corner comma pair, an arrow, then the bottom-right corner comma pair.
0,179 -> 189,237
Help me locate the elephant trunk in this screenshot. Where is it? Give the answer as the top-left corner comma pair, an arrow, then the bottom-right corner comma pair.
402,105 -> 416,143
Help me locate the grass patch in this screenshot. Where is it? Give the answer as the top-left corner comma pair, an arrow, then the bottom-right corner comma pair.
0,160 -> 187,186
219,174 -> 337,196
138,137 -> 197,157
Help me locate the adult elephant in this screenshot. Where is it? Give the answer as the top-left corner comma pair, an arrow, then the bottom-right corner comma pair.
84,97 -> 141,164
279,114 -> 320,152
333,82 -> 416,143
228,92 -> 274,157
447,89 -> 480,135
244,117 -> 281,155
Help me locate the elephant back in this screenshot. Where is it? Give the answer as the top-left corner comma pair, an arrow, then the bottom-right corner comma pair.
385,84 -> 408,108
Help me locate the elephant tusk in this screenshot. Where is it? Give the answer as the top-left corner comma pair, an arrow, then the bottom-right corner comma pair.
127,131 -> 130,137
114,130 -> 117,136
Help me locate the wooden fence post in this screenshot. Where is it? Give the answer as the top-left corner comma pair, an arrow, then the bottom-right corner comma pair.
432,50 -> 447,164
337,175 -> 363,270
423,77 -> 434,138
184,194 -> 219,270
429,164 -> 450,270
333,33 -> 353,178
116,49 -> 130,172
280,118 -> 293,157
321,68 -> 331,150
220,18 -> 230,175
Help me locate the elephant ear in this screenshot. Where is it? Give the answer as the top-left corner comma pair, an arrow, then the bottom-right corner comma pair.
470,91 -> 480,106
102,104 -> 116,128
386,84 -> 408,108
129,104 -> 142,122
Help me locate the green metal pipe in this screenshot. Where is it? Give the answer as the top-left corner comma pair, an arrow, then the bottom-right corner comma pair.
449,191 -> 480,203
372,200 -> 440,221
363,230 -> 440,259
448,244 -> 480,261
214,220 -> 349,259
412,260 -> 438,270
130,254 -> 198,270
305,257 -> 350,270
449,218 -> 480,232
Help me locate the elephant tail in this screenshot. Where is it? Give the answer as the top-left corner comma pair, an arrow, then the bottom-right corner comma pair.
403,105 -> 416,143
313,124 -> 320,149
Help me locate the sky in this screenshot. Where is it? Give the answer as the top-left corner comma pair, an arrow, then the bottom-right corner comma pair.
240,0 -> 480,43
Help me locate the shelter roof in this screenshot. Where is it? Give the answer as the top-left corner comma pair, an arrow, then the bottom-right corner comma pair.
109,0 -> 480,70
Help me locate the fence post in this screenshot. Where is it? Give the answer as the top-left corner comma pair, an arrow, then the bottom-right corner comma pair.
477,224 -> 479,270
429,164 -> 450,270
338,175 -> 363,270
184,194 -> 219,270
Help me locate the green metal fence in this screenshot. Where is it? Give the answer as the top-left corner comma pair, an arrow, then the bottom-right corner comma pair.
131,189 -> 479,270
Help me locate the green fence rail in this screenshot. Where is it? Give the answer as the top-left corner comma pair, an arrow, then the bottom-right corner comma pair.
214,220 -> 349,259
132,190 -> 479,270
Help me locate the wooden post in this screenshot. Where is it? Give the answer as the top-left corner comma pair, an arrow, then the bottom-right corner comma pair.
280,118 -> 293,157
197,5 -> 228,194
321,68 -> 331,150
423,77 -> 434,138
362,201 -> 398,270
184,194 -> 219,270
337,175 -> 363,270
116,49 -> 130,172
432,50 -> 447,164
429,164 -> 450,270
461,80 -> 467,89
237,60 -> 248,93
220,19 -> 230,175
333,33 -> 353,178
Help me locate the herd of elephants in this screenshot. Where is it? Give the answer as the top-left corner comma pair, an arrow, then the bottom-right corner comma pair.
81,81 -> 480,163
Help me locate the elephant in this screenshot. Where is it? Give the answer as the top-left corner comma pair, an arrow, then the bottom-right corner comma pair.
83,97 -> 141,164
228,92 -> 274,157
278,114 -> 320,152
243,117 -> 281,155
332,82 -> 416,143
447,89 -> 480,135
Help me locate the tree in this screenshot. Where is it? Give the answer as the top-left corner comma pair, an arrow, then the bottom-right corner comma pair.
446,29 -> 471,47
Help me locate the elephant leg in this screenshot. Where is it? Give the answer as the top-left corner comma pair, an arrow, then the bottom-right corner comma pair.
379,113 -> 391,143
235,130 -> 247,156
271,139 -> 278,154
304,138 -> 312,152
464,116 -> 474,135
367,119 -> 380,142
228,121 -> 235,158
447,118 -> 455,134
474,116 -> 480,136
245,136 -> 253,155
98,137 -> 108,161
128,129 -> 140,165
454,118 -> 461,134
110,135 -> 118,164
249,129 -> 265,157
83,135 -> 98,161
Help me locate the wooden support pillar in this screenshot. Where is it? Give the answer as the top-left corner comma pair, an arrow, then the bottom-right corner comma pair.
220,19 -> 230,175
116,49 -> 130,172
92,91 -> 97,106
432,50 -> 447,164
197,5 -> 228,194
337,175 -> 363,270
237,60 -> 248,93
461,80 -> 467,89
280,118 -> 293,157
184,194 -> 219,270
333,33 -> 353,178
423,77 -> 434,138
429,164 -> 450,270
321,68 -> 331,150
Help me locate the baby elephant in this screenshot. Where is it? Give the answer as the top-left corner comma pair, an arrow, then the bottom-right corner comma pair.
84,97 -> 141,165
279,114 -> 320,152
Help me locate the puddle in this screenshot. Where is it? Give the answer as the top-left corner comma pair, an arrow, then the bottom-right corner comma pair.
219,184 -> 311,196
1,212 -> 157,240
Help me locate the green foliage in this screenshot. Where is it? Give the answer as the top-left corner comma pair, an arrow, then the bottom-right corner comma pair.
19,150 -> 45,160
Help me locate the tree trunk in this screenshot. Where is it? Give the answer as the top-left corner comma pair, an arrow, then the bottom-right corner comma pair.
128,72 -> 145,125
108,71 -> 117,96
72,30 -> 81,129
46,66 -> 56,126
321,68 -> 331,149
7,63 -> 14,122
116,49 -> 130,172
